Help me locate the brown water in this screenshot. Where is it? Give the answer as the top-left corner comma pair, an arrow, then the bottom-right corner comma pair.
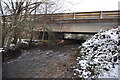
2,44 -> 79,78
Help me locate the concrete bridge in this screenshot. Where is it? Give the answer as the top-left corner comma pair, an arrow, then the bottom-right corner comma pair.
33,10 -> 119,34
1,10 -> 119,40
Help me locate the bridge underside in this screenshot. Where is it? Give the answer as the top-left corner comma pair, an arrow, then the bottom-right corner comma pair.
32,17 -> 118,40
33,22 -> 118,40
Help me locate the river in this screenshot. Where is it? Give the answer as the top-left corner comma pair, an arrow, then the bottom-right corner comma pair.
2,44 -> 80,78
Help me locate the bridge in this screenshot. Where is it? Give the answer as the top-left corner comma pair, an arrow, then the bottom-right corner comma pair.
33,10 -> 119,34
1,10 -> 119,39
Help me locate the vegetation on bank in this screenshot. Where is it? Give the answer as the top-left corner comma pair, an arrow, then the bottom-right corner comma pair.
74,28 -> 119,79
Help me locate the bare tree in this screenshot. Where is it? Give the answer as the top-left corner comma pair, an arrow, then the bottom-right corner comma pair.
37,0 -> 65,14
0,1 -> 2,48
0,0 -> 69,50
37,0 -> 66,41
0,0 -> 42,51
29,1 -> 38,47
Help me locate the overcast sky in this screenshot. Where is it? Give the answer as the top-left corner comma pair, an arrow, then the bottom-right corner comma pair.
1,0 -> 120,14
61,0 -> 120,13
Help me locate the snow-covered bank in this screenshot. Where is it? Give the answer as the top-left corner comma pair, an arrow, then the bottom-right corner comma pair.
74,28 -> 119,79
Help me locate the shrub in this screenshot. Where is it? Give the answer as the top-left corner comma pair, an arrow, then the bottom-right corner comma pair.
74,28 -> 119,79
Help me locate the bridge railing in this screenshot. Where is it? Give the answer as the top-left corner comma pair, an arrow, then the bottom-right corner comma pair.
1,11 -> 120,23
49,11 -> 120,20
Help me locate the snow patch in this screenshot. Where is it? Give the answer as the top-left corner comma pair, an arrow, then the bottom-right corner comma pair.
74,28 -> 119,79
0,48 -> 4,52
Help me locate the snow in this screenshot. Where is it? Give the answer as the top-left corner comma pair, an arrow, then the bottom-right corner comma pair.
0,48 -> 4,52
0,50 -> 2,53
21,39 -> 29,44
74,28 -> 119,79
10,44 -> 15,47
99,64 -> 118,78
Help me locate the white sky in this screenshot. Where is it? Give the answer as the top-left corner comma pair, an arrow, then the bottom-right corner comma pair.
1,0 -> 120,14
61,0 -> 120,13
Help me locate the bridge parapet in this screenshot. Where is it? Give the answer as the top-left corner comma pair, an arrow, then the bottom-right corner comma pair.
48,11 -> 120,20
1,10 -> 120,23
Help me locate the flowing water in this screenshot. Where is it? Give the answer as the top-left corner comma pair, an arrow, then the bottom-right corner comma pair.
2,44 -> 80,78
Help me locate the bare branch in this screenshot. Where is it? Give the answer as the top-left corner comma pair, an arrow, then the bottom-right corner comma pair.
2,1 -> 12,14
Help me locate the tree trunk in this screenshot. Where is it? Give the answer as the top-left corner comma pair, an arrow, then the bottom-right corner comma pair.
4,32 -> 13,52
1,16 -> 7,47
13,27 -> 18,45
42,28 -> 45,40
0,21 -> 2,48
29,31 -> 33,47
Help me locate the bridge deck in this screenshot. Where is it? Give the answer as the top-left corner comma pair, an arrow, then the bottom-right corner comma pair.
1,10 -> 119,33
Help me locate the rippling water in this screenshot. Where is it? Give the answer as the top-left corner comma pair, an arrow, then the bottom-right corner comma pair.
2,44 -> 79,78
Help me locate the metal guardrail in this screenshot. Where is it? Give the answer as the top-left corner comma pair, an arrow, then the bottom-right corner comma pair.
48,11 -> 120,20
1,11 -> 120,22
